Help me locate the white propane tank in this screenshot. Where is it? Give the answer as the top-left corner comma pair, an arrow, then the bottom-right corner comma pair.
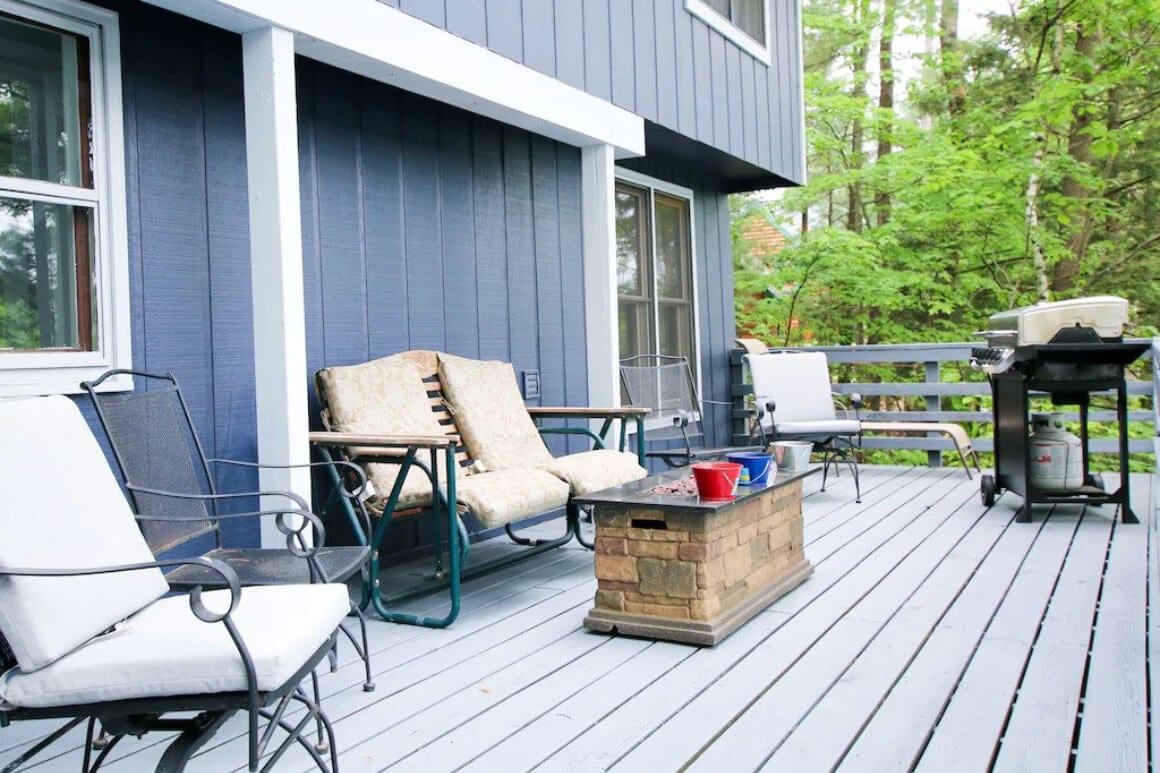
1028,412 -> 1084,491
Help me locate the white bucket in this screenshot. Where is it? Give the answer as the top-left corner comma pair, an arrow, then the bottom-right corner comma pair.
1029,412 -> 1083,491
771,441 -> 813,473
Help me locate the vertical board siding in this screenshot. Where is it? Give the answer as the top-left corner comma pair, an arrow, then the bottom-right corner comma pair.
502,127 -> 539,376
400,96 -> 446,351
556,146 -> 587,454
387,0 -> 805,183
438,108 -> 481,359
486,0 -> 524,63
633,0 -> 658,121
472,120 -> 512,362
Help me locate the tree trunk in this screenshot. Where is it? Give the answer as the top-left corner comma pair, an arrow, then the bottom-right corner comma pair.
940,0 -> 964,117
1026,142 -> 1050,302
1052,23 -> 1100,293
847,0 -> 872,233
875,0 -> 896,226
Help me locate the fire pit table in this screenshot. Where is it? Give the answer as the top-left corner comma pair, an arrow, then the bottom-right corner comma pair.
576,467 -> 816,645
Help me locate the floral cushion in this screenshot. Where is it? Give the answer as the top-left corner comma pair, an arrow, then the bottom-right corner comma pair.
456,469 -> 570,528
318,355 -> 449,510
436,353 -> 553,471
544,450 -> 648,495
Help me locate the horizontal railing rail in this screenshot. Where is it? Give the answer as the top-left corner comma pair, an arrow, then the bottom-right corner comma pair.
729,338 -> 1159,469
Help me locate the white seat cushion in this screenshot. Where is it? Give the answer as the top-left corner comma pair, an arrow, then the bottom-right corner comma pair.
437,353 -> 554,471
748,352 -> 841,432
455,469 -> 570,528
0,396 -> 169,672
544,450 -> 647,495
0,584 -> 349,708
776,419 -> 861,436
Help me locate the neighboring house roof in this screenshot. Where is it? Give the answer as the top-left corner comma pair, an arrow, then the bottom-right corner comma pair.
740,212 -> 790,258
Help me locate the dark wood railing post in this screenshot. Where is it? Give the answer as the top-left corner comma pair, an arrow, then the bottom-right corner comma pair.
925,360 -> 941,468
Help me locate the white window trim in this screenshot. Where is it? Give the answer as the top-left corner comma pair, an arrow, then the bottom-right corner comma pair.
0,0 -> 132,397
614,167 -> 703,435
685,0 -> 772,66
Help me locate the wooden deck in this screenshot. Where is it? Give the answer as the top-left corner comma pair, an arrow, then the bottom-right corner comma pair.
6,465 -> 1157,772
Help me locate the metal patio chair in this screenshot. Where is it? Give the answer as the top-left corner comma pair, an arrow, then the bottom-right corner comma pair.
82,369 -> 376,693
746,350 -> 863,502
0,395 -> 348,773
619,353 -> 765,468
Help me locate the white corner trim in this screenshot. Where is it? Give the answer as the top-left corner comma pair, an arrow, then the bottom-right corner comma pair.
582,146 -> 619,412
685,0 -> 772,66
242,26 -> 312,547
141,0 -> 645,157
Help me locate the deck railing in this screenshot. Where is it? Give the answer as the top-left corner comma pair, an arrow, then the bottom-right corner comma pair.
729,338 -> 1160,471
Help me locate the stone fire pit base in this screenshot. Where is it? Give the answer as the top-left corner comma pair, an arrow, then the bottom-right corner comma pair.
582,476 -> 813,646
584,559 -> 812,645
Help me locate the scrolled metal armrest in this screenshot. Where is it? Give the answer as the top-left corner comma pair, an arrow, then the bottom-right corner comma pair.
126,484 -> 311,514
130,504 -> 326,557
0,556 -> 242,623
206,457 -> 369,500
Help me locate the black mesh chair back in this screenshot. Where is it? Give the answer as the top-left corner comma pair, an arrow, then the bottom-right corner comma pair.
85,373 -> 219,555
619,354 -> 708,451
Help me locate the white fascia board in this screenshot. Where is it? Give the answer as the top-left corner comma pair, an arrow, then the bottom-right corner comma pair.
142,0 -> 645,157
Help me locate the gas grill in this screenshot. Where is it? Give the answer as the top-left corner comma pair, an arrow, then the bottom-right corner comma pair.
970,296 -> 1147,523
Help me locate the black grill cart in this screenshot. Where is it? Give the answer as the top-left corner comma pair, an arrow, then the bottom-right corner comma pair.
979,340 -> 1149,523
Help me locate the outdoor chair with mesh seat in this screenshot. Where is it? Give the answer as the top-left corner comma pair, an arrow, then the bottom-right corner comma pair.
82,369 -> 375,693
619,353 -> 765,468
747,350 -> 863,502
0,395 -> 348,773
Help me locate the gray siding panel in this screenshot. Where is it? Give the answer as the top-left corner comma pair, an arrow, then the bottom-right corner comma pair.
446,0 -> 487,45
609,0 -> 635,109
487,0 -> 524,62
556,145 -> 587,453
553,0 -> 585,89
438,109 -> 480,359
583,0 -> 612,101
503,127 -> 539,374
522,0 -> 556,76
472,121 -> 511,362
632,0 -> 657,121
383,0 -> 804,184
401,96 -> 446,351
653,0 -> 677,127
531,137 -> 565,452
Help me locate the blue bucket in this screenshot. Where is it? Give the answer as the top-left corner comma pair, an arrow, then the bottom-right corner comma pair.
726,451 -> 774,486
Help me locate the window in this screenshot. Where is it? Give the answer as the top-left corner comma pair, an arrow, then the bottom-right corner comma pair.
0,0 -> 129,396
616,174 -> 697,368
686,0 -> 770,64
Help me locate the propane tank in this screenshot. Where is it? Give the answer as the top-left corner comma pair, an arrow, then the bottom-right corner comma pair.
1028,412 -> 1084,491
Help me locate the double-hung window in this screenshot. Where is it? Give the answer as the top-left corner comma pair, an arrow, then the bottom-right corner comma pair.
0,0 -> 129,396
615,172 -> 697,369
686,0 -> 770,64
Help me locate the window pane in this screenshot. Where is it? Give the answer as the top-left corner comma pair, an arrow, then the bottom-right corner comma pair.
0,15 -> 89,187
619,300 -> 653,361
659,301 -> 695,361
0,196 -> 93,350
616,185 -> 649,297
655,194 -> 690,301
730,0 -> 765,42
706,0 -> 730,16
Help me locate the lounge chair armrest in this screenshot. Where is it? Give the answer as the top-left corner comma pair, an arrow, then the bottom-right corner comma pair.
206,457 -> 369,500
0,556 -> 242,623
308,431 -> 459,450
526,406 -> 650,419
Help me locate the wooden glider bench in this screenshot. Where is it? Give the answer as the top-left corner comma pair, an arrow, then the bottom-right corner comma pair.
856,421 -> 982,479
310,350 -> 649,628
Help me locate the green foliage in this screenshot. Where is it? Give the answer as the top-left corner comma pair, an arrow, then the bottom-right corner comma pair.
735,0 -> 1160,467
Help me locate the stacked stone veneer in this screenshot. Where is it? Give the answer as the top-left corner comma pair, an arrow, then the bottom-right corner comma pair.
590,479 -> 806,625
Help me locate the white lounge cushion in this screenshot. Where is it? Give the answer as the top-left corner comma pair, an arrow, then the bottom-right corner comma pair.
776,419 -> 862,436
437,353 -> 554,471
0,584 -> 349,708
0,396 -> 169,672
455,469 -> 570,528
545,450 -> 647,495
748,352 -> 841,431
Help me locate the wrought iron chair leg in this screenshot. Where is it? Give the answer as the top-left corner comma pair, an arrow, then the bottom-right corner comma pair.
154,710 -> 235,773
571,502 -> 595,550
310,670 -> 328,754
340,603 -> 375,691
0,716 -> 86,773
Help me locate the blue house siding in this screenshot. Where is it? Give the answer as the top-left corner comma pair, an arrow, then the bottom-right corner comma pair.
384,0 -> 805,184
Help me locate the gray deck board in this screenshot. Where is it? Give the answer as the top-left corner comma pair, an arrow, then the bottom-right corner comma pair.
9,465 -> 1157,773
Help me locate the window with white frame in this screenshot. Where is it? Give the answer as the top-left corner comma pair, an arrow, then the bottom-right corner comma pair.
615,174 -> 697,368
686,0 -> 770,64
0,0 -> 129,396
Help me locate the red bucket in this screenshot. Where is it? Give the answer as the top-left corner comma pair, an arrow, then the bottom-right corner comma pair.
691,461 -> 743,500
